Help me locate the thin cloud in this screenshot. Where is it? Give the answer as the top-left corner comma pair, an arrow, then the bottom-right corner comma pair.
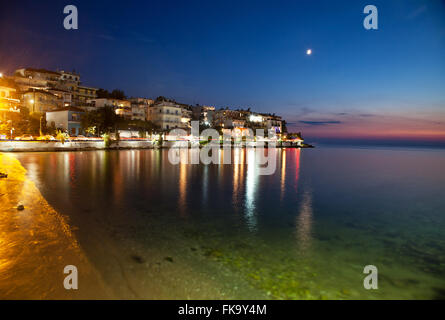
406,5 -> 427,20
285,105 -> 316,117
299,120 -> 342,126
96,34 -> 115,41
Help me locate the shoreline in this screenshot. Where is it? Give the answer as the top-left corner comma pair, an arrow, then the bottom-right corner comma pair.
0,153 -> 113,299
0,140 -> 313,153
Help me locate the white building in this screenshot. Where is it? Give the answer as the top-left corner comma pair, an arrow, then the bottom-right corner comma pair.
180,106 -> 192,130
147,101 -> 182,131
130,105 -> 146,121
0,85 -> 21,120
129,98 -> 154,121
13,68 -> 98,107
87,98 -> 131,109
46,107 -> 84,136
262,114 -> 283,134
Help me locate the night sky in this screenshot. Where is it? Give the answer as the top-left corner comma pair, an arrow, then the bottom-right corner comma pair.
1,0 -> 444,144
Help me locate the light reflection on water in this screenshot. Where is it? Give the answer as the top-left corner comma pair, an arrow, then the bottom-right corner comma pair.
280,149 -> 286,201
11,147 -> 445,299
245,149 -> 259,231
179,161 -> 187,217
296,190 -> 313,254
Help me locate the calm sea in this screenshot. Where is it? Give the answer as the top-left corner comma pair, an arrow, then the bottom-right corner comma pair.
13,146 -> 445,299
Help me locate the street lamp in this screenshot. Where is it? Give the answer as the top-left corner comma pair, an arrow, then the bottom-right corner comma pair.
39,114 -> 44,136
29,98 -> 35,113
0,72 -> 3,78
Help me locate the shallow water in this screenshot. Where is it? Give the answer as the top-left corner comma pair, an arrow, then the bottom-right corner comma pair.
12,146 -> 445,299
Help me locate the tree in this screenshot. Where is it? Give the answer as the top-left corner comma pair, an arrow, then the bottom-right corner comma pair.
96,88 -> 109,98
81,107 -> 160,137
85,126 -> 96,136
119,119 -> 159,134
0,106 -> 43,137
281,120 -> 288,133
287,132 -> 303,140
155,96 -> 176,103
47,121 -> 57,135
81,106 -> 120,135
199,123 -> 210,133
96,88 -> 127,100
110,89 -> 126,100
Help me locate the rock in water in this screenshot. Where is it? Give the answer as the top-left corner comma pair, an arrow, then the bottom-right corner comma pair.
131,255 -> 145,264
17,205 -> 25,211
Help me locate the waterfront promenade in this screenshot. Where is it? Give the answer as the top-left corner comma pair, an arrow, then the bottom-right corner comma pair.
0,139 -> 306,152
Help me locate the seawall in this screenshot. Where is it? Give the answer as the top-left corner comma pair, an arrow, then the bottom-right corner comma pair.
0,140 -> 309,152
0,140 -> 154,152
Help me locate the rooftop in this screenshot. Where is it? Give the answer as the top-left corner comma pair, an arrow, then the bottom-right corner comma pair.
17,68 -> 62,76
47,106 -> 85,113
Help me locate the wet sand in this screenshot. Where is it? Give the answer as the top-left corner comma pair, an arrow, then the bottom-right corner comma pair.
0,153 -> 112,299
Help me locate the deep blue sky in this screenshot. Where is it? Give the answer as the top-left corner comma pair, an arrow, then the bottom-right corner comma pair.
1,0 -> 444,142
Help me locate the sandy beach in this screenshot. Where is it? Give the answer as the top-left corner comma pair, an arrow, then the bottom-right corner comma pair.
0,153 -> 112,299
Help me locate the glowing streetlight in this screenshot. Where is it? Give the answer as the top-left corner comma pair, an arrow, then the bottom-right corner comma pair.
0,73 -> 3,78
30,99 -> 34,104
306,49 -> 312,55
